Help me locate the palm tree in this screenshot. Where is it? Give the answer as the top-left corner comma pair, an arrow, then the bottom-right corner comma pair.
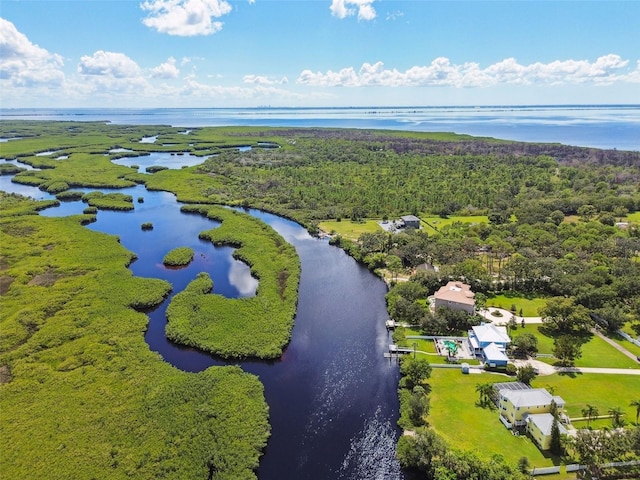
475,382 -> 494,406
630,399 -> 640,425
581,404 -> 599,428
608,407 -> 624,428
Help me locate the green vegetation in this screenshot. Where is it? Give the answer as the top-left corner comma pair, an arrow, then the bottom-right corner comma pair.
318,219 -> 382,240
486,293 -> 547,317
82,191 -> 134,211
166,205 -> 300,359
162,246 -> 194,267
0,195 -> 270,479
2,121 -> 640,478
141,222 -> 153,230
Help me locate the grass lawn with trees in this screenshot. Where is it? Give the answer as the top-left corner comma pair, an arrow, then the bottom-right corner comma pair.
531,374 -> 640,425
513,324 -> 640,369
318,219 -> 382,241
427,369 -> 559,468
486,293 -> 548,317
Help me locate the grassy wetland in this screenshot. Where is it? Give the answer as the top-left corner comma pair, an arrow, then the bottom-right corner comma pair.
2,120 -> 640,479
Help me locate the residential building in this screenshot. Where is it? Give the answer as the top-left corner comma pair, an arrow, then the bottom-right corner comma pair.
468,323 -> 510,366
525,413 -> 568,450
433,281 -> 475,314
400,215 -> 421,229
496,385 -> 565,429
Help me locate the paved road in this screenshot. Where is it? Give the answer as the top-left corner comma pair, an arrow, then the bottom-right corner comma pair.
512,358 -> 640,376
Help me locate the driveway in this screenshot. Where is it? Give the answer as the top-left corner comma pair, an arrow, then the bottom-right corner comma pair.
478,307 -> 542,324
511,358 -> 640,376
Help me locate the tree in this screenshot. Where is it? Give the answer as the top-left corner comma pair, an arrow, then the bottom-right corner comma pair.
400,357 -> 432,390
630,399 -> 640,425
553,335 -> 582,366
516,365 -> 538,385
549,415 -> 563,455
577,204 -> 598,222
540,296 -> 592,333
608,406 -> 625,428
475,382 -> 494,407
386,254 -> 403,282
409,386 -> 430,426
582,404 -> 599,428
511,333 -> 538,358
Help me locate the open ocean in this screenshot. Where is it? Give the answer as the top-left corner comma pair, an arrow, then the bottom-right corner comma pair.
2,105 -> 639,152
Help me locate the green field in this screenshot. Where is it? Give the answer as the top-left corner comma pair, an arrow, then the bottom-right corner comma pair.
429,369 -> 640,473
515,324 -> 639,369
318,219 -> 382,240
420,215 -> 489,233
532,374 -> 640,423
428,369 -> 560,468
486,293 -> 548,317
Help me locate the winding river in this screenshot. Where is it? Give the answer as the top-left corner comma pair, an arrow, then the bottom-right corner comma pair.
1,169 -> 404,479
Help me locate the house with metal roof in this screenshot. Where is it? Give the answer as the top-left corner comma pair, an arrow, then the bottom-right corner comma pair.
400,215 -> 421,229
525,413 -> 568,450
497,386 -> 565,429
468,323 -> 510,366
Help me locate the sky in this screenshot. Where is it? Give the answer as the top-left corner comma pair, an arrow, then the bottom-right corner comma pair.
1,0 -> 639,108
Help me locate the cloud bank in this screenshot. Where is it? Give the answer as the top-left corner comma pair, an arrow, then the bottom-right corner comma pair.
297,55 -> 639,88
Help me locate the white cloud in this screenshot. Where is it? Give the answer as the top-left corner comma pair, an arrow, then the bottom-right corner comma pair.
330,0 -> 376,21
243,74 -> 288,85
0,17 -> 65,87
78,50 -> 142,78
141,0 -> 232,36
151,57 -> 180,78
386,10 -> 404,21
297,55 -> 638,88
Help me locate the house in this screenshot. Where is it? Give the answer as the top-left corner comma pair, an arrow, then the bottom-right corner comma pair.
433,281 -> 475,314
496,385 -> 566,429
482,342 -> 509,367
525,413 -> 568,450
493,383 -> 568,450
468,323 -> 510,365
400,215 -> 421,229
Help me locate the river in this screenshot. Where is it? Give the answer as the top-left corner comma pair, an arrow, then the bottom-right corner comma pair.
0,172 -> 404,480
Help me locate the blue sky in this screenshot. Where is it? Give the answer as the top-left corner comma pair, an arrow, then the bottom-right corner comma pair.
1,0 -> 639,107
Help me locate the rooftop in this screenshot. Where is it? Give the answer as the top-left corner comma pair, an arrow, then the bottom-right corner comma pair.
471,323 -> 510,345
525,413 -> 568,436
434,281 -> 475,306
501,388 -> 565,409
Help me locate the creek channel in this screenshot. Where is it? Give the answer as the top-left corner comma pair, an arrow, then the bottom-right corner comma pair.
1,158 -> 405,480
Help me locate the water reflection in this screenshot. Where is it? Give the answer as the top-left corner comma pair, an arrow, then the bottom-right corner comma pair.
2,176 -> 404,480
111,151 -> 206,171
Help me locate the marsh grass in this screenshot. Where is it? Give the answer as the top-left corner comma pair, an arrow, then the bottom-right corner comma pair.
162,246 -> 194,267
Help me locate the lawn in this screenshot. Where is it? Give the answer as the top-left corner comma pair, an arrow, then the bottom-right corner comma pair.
626,211 -> 640,222
531,374 -> 640,425
486,293 -> 548,317
428,369 -> 640,475
428,369 -> 561,469
420,215 -> 489,233
318,219 -> 382,240
514,325 -> 640,369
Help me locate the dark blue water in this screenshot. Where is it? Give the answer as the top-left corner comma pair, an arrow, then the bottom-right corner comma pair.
2,105 -> 639,151
0,175 -> 404,480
